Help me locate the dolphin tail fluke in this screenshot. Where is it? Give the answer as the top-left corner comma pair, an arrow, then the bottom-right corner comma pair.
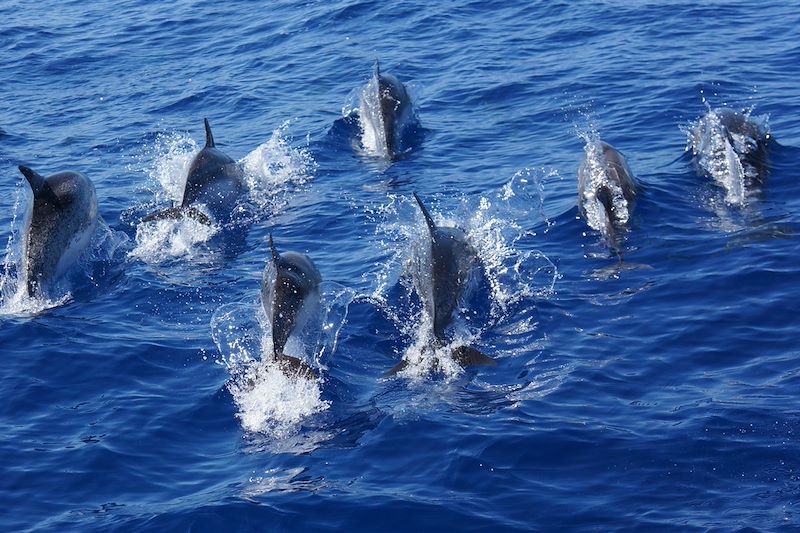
413,192 -> 437,233
383,358 -> 408,377
203,118 -> 215,148
268,234 -> 280,262
452,345 -> 497,368
276,353 -> 317,380
18,165 -> 56,202
142,206 -> 212,225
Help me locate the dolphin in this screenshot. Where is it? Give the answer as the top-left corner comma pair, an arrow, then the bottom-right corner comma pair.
18,165 -> 98,298
387,193 -> 496,375
577,140 -> 637,249
359,60 -> 415,160
144,118 -> 245,224
691,107 -> 769,203
261,235 -> 321,379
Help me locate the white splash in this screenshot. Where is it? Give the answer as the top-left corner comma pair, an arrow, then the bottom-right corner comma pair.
127,131 -> 219,263
211,282 -> 353,436
241,121 -> 316,213
129,214 -> 218,263
228,360 -> 330,436
143,131 -> 198,204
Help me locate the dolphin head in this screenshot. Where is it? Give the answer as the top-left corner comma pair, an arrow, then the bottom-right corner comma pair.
262,235 -> 322,357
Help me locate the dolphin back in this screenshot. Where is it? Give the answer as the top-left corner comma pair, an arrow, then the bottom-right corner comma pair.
413,193 -> 478,341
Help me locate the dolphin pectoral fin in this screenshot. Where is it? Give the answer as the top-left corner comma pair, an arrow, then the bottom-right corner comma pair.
452,345 -> 497,368
383,359 -> 409,378
142,207 -> 212,225
276,353 -> 317,380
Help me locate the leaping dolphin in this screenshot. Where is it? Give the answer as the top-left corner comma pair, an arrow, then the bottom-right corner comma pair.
18,165 -> 98,298
387,193 -> 496,375
577,140 -> 637,249
359,60 -> 415,160
144,118 -> 245,224
261,235 -> 321,379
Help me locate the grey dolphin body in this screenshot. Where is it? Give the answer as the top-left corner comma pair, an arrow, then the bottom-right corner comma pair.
261,235 -> 321,379
363,61 -> 415,159
692,107 -> 770,188
18,165 -> 98,298
577,141 -> 637,247
387,193 -> 496,375
144,118 -> 244,224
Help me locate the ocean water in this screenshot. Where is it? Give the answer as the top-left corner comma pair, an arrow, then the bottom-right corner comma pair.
1,0 -> 800,530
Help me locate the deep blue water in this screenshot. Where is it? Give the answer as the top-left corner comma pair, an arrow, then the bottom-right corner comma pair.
2,0 -> 800,530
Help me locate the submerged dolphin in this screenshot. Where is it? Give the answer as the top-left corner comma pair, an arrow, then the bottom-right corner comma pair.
18,165 -> 98,298
387,193 -> 496,375
144,118 -> 245,224
359,60 -> 415,159
690,107 -> 769,204
578,140 -> 637,248
261,235 -> 321,379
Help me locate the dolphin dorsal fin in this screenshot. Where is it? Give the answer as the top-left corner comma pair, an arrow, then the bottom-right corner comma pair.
374,59 -> 381,78
19,165 -> 58,204
269,234 -> 280,262
413,192 -> 437,234
203,118 -> 215,148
